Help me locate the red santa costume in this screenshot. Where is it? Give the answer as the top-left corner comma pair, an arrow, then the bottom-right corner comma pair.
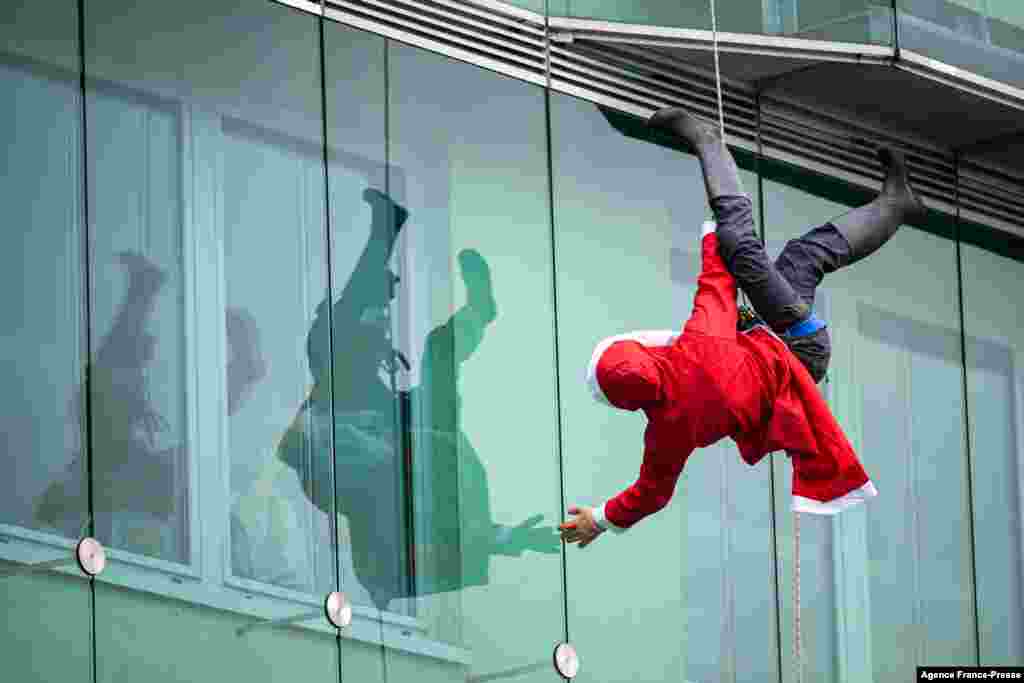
585,225 -> 877,532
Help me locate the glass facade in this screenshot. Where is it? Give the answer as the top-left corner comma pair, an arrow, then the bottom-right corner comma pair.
897,0 -> 1024,88
961,243 -> 1024,665
551,98 -> 777,683
764,185 -> 976,679
2,2 -> 1023,682
519,0 -> 894,45
503,0 -> 1024,91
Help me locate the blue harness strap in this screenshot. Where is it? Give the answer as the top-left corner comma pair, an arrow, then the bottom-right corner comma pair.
785,313 -> 826,338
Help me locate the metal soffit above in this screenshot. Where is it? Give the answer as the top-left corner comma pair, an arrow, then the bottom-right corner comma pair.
274,0 -> 1024,239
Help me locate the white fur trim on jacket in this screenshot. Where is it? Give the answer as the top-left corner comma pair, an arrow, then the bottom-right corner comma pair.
592,501 -> 626,534
701,220 -> 717,237
585,330 -> 680,405
792,481 -> 878,515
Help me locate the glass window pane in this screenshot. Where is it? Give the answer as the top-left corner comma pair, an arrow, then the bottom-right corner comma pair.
0,4 -> 94,682
549,0 -> 892,44
86,82 -> 187,565
325,35 -> 566,679
552,95 -> 778,682
0,2 -> 81,72
961,241 -> 1024,665
898,0 -> 1024,88
83,1 -> 341,679
496,0 -> 546,13
764,176 -> 975,681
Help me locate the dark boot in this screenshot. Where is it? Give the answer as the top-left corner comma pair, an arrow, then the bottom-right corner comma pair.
458,248 -> 497,324
364,187 -> 410,242
647,106 -> 747,200
831,147 -> 927,265
649,107 -> 807,333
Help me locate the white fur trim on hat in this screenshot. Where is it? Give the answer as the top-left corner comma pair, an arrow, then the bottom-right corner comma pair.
585,330 -> 680,405
701,220 -> 716,237
792,481 -> 878,515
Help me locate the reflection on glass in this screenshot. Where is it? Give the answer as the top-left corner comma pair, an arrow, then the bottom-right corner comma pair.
340,38 -> 565,679
275,187 -> 407,606
898,0 -> 1024,88
1,57 -> 86,538
765,178 -> 973,680
84,78 -> 188,564
37,252 -> 184,565
276,189 -> 558,611
0,5 -> 95,683
0,2 -> 81,71
409,245 -> 560,600
961,242 -> 1024,665
223,113 -> 335,598
549,0 -> 892,44
81,1 -> 342,681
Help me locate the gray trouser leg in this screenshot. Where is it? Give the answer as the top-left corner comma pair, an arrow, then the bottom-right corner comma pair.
711,195 -> 809,332
771,223 -> 853,383
715,201 -> 848,383
773,223 -> 851,304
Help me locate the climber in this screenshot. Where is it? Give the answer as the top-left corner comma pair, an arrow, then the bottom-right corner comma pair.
559,106 -> 922,547
651,106 -> 926,383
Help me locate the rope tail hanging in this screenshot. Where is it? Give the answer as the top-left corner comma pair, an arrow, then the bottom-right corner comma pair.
705,1 -> 802,680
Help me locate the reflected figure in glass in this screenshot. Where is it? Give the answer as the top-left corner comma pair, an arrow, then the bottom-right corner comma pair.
36,252 -> 182,559
277,188 -> 557,611
36,250 -> 266,563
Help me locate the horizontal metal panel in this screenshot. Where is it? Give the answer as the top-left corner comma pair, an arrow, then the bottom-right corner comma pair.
373,0 -> 546,46
327,0 -> 545,67
897,49 -> 1024,113
548,54 -> 754,132
548,16 -> 894,62
320,4 -> 545,85
273,0 -> 1022,237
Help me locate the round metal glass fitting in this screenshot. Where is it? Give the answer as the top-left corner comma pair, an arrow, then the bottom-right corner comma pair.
553,642 -> 579,679
324,591 -> 352,628
76,537 -> 107,577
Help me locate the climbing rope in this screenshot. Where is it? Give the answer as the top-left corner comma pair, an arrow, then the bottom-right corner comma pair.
706,1 -> 801,679
707,0 -> 726,141
794,509 -> 803,683
707,0 -> 752,314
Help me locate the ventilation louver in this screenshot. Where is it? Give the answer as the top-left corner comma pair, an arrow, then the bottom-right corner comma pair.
277,0 -> 1024,237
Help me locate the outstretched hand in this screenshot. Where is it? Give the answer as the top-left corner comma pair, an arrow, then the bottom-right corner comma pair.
559,505 -> 604,548
496,514 -> 561,556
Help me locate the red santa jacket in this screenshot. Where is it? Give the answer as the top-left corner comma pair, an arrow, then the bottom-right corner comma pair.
585,232 -> 877,531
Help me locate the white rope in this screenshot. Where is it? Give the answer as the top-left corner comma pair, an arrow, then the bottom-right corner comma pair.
705,16 -> 797,678
707,0 -> 727,140
793,510 -> 803,683
707,0 -> 751,309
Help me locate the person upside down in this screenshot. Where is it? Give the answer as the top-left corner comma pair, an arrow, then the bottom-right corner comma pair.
561,106 -> 926,548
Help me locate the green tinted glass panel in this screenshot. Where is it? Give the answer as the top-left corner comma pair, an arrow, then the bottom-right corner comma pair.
0,4 -> 94,681
325,34 -> 566,679
497,0 -> 547,13
764,177 -> 975,681
550,0 -> 892,44
898,0 -> 1024,88
552,94 -> 778,682
960,242 -> 1024,665
0,2 -> 81,71
84,1 -> 341,679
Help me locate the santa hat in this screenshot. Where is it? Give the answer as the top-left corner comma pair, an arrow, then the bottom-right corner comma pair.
586,331 -> 679,411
